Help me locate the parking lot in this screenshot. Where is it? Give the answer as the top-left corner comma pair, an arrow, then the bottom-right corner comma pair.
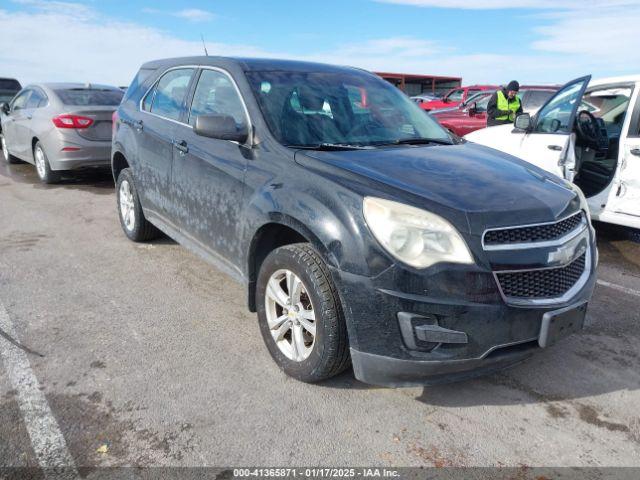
1,160 -> 639,470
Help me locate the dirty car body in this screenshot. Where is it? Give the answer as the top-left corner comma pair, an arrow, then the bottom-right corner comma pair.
112,57 -> 597,387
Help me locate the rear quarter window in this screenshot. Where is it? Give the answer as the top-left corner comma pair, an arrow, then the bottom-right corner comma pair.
54,89 -> 124,106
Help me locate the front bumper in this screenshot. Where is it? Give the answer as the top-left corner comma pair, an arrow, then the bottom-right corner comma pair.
330,240 -> 597,387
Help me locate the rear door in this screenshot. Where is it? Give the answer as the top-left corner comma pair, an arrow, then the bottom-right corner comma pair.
606,85 -> 640,219
137,67 -> 195,221
170,67 -> 251,268
508,76 -> 591,179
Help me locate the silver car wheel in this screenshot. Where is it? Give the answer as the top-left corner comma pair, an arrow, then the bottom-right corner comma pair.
265,269 -> 316,362
1,135 -> 8,162
119,179 -> 136,232
34,146 -> 46,179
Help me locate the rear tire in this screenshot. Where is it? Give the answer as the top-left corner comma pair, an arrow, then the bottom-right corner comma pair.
116,168 -> 160,242
33,141 -> 60,184
1,132 -> 19,164
256,243 -> 350,383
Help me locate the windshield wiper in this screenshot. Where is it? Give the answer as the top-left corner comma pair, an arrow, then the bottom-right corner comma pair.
286,143 -> 372,151
385,137 -> 454,146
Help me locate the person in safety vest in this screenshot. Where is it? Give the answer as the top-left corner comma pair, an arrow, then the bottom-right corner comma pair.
486,80 -> 522,127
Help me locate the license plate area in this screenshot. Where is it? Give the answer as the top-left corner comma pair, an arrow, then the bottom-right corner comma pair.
539,302 -> 587,348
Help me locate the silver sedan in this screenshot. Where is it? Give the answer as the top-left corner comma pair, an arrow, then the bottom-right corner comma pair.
0,83 -> 123,183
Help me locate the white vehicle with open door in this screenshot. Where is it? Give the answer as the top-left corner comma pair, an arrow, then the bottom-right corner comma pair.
465,75 -> 640,230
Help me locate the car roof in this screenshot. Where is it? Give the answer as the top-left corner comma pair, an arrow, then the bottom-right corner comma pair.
462,85 -> 498,89
590,75 -> 640,86
33,82 -> 121,90
519,85 -> 560,90
140,56 -> 367,75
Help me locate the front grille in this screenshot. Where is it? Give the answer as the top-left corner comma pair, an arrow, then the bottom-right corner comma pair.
484,212 -> 583,246
496,253 -> 586,299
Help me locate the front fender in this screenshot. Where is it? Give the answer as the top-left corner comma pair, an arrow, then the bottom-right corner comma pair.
242,182 -> 388,279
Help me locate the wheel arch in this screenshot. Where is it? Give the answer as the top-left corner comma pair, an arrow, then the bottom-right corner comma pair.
112,151 -> 130,182
246,217 -> 337,312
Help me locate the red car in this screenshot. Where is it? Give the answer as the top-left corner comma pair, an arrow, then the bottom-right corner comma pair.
431,86 -> 560,136
419,85 -> 497,111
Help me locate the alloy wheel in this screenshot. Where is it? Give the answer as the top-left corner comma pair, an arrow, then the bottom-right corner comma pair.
119,179 -> 136,231
34,146 -> 46,179
265,269 -> 316,362
1,135 -> 8,162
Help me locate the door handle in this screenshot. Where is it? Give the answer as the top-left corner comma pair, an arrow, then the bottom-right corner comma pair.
173,140 -> 189,155
26,114 -> 32,120
631,148 -> 640,156
547,145 -> 563,151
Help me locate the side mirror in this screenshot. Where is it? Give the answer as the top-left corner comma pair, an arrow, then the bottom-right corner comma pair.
194,114 -> 248,144
468,102 -> 477,114
514,113 -> 532,131
0,102 -> 10,115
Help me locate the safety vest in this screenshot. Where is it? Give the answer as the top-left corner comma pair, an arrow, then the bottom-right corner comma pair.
496,90 -> 521,121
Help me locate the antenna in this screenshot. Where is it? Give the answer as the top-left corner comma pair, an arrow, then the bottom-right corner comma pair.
201,34 -> 209,56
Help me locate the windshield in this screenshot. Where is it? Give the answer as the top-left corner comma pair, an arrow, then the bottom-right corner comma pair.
54,88 -> 124,106
581,87 -> 633,137
245,70 -> 452,147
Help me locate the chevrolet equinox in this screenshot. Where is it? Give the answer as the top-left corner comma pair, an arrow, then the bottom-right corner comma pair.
111,57 -> 597,387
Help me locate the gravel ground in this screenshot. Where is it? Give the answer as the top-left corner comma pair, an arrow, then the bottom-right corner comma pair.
0,160 -> 639,472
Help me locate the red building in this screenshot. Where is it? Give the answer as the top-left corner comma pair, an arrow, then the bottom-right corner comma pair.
375,71 -> 462,97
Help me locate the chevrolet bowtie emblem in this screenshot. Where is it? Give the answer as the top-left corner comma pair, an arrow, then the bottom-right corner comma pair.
548,242 -> 587,265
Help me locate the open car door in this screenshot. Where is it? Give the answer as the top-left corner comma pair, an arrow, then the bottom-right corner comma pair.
604,88 -> 640,224
513,76 -> 591,179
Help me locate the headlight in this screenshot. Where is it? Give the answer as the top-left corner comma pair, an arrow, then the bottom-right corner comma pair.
363,197 -> 474,269
573,185 -> 592,223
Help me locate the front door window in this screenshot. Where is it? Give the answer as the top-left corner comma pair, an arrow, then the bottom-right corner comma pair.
534,76 -> 591,134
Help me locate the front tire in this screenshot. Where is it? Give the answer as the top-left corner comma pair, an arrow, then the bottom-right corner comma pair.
1,132 -> 19,164
116,168 -> 159,242
33,141 -> 60,184
256,243 -> 350,383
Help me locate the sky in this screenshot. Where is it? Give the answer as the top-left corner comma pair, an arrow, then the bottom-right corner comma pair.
1,0 -> 639,87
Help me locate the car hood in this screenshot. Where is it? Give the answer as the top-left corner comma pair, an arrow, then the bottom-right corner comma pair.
295,142 -> 579,236
464,124 -> 513,143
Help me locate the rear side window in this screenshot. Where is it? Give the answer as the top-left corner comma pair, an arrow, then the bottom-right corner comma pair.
26,89 -> 47,109
123,68 -> 156,104
55,89 -> 124,106
188,69 -> 247,127
149,68 -> 194,121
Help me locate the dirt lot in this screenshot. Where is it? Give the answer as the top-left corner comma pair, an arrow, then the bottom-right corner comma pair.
1,161 -> 639,472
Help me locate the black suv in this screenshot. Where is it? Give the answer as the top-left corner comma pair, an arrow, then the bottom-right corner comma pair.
112,57 -> 597,387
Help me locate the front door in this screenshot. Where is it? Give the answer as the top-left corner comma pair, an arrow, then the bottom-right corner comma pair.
511,76 -> 592,179
171,67 -> 251,268
606,87 -> 640,219
137,67 -> 195,219
4,89 -> 32,159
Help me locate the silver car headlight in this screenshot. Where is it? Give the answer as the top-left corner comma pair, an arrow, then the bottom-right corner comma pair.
363,197 -> 474,269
